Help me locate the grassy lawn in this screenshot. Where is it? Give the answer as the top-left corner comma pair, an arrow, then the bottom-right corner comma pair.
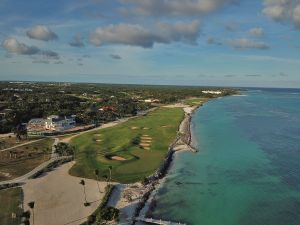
70,107 -> 184,183
0,188 -> 23,225
183,97 -> 209,106
0,138 -> 54,181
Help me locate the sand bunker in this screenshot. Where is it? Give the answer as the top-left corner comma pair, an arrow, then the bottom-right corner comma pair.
143,127 -> 150,130
111,156 -> 126,161
95,139 -> 102,142
139,135 -> 153,150
94,134 -> 102,137
131,127 -> 139,130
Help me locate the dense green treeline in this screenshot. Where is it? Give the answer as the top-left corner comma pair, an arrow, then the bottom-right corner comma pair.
0,82 -> 237,133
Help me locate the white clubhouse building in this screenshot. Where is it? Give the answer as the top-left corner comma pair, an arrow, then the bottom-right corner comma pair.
27,115 -> 76,135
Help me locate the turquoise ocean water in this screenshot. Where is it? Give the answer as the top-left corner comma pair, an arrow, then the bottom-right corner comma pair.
151,88 -> 300,225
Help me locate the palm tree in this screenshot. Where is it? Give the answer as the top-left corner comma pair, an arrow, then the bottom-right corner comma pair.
108,166 -> 113,183
80,179 -> 88,206
102,174 -> 108,186
94,169 -> 102,194
28,201 -> 35,225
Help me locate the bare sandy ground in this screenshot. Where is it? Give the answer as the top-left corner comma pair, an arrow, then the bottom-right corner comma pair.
108,183 -> 148,225
23,162 -> 107,225
183,106 -> 196,114
163,103 -> 195,115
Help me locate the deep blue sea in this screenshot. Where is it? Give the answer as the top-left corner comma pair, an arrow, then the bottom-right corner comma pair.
151,88 -> 300,225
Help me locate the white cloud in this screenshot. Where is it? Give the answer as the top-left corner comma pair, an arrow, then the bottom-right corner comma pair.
207,36 -> 269,49
293,4 -> 300,24
263,0 -> 300,28
26,25 -> 58,41
227,38 -> 270,49
2,37 -> 39,55
90,21 -> 201,48
248,27 -> 264,37
2,37 -> 60,59
120,0 -> 237,16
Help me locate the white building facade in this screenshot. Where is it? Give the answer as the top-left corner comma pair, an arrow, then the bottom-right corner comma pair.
45,115 -> 76,131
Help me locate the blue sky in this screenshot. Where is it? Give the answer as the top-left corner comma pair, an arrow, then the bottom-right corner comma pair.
0,0 -> 300,88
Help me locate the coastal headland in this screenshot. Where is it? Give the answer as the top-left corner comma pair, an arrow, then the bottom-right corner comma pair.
0,86 -> 234,225
0,101 -> 205,225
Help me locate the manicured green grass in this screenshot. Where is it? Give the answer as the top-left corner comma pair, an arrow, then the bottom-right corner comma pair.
183,97 -> 209,106
0,138 -> 54,181
0,188 -> 23,225
70,107 -> 184,183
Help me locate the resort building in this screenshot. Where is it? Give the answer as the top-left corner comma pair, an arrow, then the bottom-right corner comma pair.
27,115 -> 76,135
202,90 -> 222,95
45,115 -> 76,132
144,99 -> 160,103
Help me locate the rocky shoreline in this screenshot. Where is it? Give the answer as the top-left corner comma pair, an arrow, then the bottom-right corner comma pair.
136,106 -> 199,221
109,104 -> 200,225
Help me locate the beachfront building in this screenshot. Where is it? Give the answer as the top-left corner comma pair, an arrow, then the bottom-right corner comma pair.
202,90 -> 222,95
45,115 -> 76,132
27,118 -> 48,136
144,99 -> 160,103
27,115 -> 76,135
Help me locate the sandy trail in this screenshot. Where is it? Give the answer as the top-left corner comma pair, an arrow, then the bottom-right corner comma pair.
0,138 -> 44,152
23,162 -> 107,225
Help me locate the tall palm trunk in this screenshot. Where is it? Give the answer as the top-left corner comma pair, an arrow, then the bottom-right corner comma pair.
108,166 -> 112,184
96,176 -> 102,194
94,169 -> 102,194
28,201 -> 35,225
80,180 -> 88,205
109,169 -> 112,184
32,209 -> 34,225
83,185 -> 87,203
